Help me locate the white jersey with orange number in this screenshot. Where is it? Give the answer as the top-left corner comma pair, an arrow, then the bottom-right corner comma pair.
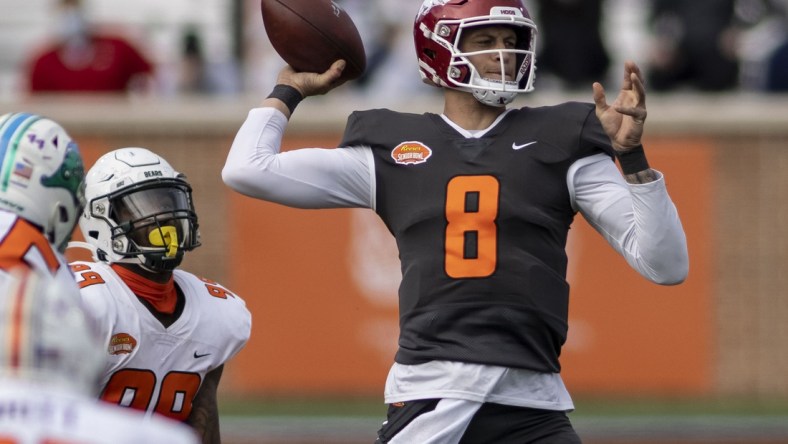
0,210 -> 74,288
0,378 -> 199,444
69,261 -> 251,421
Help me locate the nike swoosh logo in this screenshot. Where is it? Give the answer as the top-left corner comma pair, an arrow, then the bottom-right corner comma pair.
512,141 -> 537,150
194,352 -> 211,359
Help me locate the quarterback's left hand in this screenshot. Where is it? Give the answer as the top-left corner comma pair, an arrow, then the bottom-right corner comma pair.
592,61 -> 647,152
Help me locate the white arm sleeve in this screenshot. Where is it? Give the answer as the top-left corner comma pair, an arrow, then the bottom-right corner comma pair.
222,108 -> 375,209
567,153 -> 689,285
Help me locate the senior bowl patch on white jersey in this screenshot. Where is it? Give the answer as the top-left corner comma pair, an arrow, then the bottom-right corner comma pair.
108,333 -> 137,355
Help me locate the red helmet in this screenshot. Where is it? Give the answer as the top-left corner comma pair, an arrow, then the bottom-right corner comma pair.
414,0 -> 537,106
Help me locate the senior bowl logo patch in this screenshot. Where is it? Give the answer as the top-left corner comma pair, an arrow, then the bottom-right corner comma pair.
108,333 -> 137,355
391,142 -> 432,165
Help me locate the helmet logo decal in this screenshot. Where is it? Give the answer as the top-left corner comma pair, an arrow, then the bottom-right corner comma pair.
0,113 -> 40,191
144,170 -> 163,178
491,7 -> 523,17
12,162 -> 33,181
149,226 -> 179,258
391,142 -> 433,165
40,141 -> 85,212
27,134 -> 45,150
108,333 -> 137,355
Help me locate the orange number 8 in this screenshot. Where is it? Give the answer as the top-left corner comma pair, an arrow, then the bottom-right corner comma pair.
445,175 -> 500,278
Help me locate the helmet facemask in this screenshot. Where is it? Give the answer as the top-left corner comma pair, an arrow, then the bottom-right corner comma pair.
89,178 -> 200,273
455,24 -> 535,106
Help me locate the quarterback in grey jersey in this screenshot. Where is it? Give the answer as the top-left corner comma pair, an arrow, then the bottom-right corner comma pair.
223,0 -> 688,442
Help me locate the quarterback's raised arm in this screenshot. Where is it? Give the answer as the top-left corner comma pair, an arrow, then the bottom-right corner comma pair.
262,61 -> 347,119
222,103 -> 374,209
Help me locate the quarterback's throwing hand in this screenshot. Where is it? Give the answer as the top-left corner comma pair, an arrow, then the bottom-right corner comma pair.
277,60 -> 347,98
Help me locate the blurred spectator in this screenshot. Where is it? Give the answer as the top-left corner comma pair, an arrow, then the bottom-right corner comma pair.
177,27 -> 241,95
646,0 -> 740,92
338,0 -> 396,88
25,0 -> 154,94
339,0 -> 430,101
766,39 -> 788,91
764,0 -> 788,91
179,29 -> 210,94
533,0 -> 611,91
735,0 -> 788,91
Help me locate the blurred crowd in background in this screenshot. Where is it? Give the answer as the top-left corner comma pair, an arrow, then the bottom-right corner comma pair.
0,0 -> 786,102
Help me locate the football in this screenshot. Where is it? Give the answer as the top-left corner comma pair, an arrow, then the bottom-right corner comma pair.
261,0 -> 366,83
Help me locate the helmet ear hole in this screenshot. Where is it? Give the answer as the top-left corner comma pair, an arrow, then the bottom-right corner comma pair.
88,230 -> 99,240
58,205 -> 68,223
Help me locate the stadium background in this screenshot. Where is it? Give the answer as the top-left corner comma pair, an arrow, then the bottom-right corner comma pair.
1,0 -> 788,442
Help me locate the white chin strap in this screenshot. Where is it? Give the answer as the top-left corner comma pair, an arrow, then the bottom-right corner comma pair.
471,78 -> 518,107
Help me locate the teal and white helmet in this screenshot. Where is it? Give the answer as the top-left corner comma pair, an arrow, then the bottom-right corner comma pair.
0,113 -> 85,252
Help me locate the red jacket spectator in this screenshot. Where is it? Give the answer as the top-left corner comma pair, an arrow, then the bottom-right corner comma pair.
27,34 -> 153,93
26,0 -> 154,94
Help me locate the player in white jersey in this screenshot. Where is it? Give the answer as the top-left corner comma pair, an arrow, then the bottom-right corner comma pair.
70,147 -> 251,443
0,112 -> 84,286
0,113 -> 196,443
0,267 -> 199,444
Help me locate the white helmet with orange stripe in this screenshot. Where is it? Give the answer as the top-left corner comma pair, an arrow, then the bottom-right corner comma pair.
0,267 -> 103,394
0,113 -> 86,252
78,147 -> 201,273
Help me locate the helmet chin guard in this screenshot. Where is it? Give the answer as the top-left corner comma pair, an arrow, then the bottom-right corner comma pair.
465,57 -> 521,106
472,79 -> 519,107
79,148 -> 200,273
415,0 -> 538,106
